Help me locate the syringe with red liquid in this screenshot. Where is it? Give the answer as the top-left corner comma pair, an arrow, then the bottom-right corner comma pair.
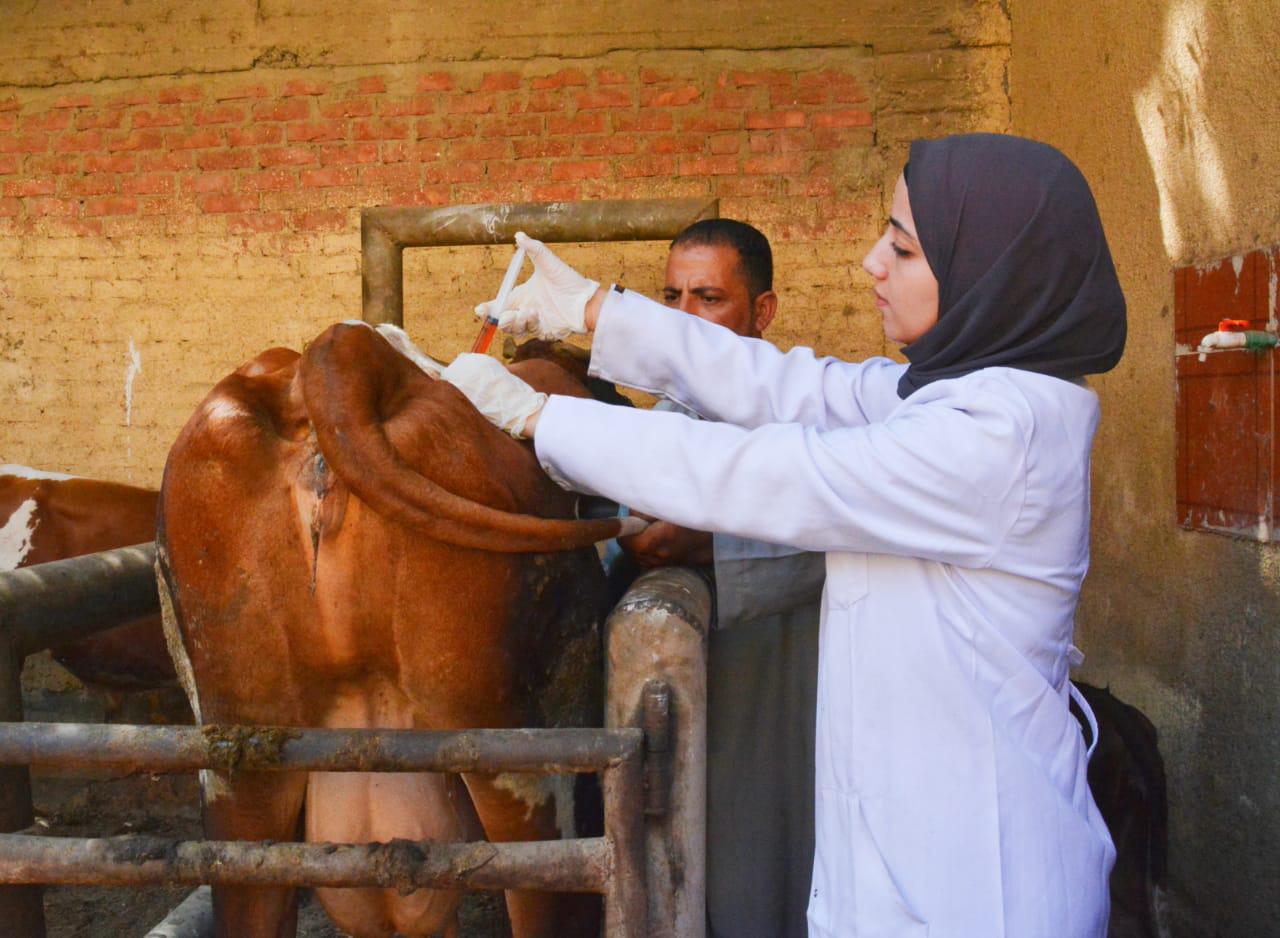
471,245 -> 527,354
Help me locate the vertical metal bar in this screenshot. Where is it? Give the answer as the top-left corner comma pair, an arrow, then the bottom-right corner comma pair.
361,211 -> 404,326
642,681 -> 672,817
602,749 -> 647,938
0,636 -> 44,938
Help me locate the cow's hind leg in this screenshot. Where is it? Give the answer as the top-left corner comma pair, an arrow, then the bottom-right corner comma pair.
202,768 -> 308,938
463,772 -> 600,938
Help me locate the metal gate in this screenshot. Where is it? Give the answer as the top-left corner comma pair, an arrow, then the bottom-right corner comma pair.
0,545 -> 710,937
1,196 -> 717,935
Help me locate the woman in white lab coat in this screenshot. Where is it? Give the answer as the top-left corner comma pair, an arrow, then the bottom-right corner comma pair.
445,133 -> 1126,938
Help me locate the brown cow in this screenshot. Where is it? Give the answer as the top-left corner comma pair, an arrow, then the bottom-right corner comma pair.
0,466 -> 174,694
157,322 -> 630,938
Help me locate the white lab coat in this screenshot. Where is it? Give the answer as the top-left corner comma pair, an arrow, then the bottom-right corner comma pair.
654,397 -> 822,626
534,289 -> 1116,938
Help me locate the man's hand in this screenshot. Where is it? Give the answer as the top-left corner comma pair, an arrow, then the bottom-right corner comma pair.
619,513 -> 714,568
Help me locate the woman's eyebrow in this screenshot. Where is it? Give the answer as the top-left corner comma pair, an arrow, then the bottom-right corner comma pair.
889,216 -> 919,242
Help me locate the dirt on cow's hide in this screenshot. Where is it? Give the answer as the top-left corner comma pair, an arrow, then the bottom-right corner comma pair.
514,552 -> 609,732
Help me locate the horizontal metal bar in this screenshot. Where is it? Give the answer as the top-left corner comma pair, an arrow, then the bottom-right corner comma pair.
364,198 -> 719,248
0,833 -> 610,894
361,197 -> 718,324
0,543 -> 159,657
0,722 -> 643,774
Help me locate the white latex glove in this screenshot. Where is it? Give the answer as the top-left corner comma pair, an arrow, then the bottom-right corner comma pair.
441,353 -> 547,439
474,232 -> 599,340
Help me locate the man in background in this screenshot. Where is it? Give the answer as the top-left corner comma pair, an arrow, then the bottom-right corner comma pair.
619,219 -> 824,938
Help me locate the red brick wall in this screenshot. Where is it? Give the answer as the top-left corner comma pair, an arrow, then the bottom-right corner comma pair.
0,62 -> 872,241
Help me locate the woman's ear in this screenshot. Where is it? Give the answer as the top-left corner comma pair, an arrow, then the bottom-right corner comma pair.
753,291 -> 779,335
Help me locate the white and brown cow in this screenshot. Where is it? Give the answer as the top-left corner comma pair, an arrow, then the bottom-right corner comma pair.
0,466 -> 174,693
157,323 -> 629,938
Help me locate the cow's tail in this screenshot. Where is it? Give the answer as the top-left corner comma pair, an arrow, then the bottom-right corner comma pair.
300,322 -> 631,553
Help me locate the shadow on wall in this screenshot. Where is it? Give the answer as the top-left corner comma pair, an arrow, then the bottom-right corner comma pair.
1122,3 -> 1280,937
1132,0 -> 1279,265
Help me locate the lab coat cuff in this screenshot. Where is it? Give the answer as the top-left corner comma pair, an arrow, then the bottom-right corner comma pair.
587,287 -> 634,384
587,287 -> 681,397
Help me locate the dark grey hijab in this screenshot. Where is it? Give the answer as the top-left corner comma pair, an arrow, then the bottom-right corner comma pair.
897,134 -> 1126,398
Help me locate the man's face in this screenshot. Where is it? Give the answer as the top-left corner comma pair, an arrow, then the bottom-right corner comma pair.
661,243 -> 773,338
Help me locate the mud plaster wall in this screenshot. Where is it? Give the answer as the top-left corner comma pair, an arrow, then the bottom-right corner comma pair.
0,0 -> 1008,486
1011,1 -> 1280,934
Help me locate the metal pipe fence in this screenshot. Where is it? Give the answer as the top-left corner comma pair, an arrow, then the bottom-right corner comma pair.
0,720 -> 653,937
0,546 -> 712,938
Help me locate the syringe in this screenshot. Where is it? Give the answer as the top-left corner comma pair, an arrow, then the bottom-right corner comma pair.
471,245 -> 528,354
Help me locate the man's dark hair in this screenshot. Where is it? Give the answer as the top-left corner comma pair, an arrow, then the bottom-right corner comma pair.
671,219 -> 773,299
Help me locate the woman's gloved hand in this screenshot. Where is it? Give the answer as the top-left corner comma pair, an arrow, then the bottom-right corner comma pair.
441,353 -> 547,439
474,232 -> 601,339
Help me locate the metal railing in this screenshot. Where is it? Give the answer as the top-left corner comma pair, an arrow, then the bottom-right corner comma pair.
0,546 -> 710,938
361,198 -> 719,326
0,721 -> 648,933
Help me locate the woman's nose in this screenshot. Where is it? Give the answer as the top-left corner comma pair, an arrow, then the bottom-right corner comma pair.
862,243 -> 888,280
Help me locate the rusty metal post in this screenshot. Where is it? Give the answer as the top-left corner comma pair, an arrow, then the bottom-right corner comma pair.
0,541 -> 164,936
362,208 -> 405,328
641,681 -> 672,817
0,632 -> 44,938
361,198 -> 719,325
606,568 -> 712,938
603,743 -> 647,938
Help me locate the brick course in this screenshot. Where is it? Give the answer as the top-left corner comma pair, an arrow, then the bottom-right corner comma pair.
0,59 -> 882,240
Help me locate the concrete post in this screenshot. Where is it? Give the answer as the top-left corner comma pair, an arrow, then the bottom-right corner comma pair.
605,568 -> 711,938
